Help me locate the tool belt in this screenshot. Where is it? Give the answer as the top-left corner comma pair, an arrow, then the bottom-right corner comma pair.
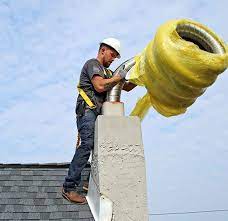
77,85 -> 96,109
76,86 -> 97,117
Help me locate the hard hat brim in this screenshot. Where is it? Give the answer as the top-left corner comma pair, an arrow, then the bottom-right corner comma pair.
100,42 -> 121,58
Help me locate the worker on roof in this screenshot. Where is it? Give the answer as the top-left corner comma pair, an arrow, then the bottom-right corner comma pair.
62,38 -> 136,204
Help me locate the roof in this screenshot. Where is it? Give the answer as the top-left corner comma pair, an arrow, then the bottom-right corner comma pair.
0,163 -> 94,220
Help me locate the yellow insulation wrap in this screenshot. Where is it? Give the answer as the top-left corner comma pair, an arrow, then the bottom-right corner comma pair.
129,19 -> 228,119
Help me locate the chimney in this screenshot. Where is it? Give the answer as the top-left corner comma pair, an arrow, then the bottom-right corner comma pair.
86,101 -> 148,221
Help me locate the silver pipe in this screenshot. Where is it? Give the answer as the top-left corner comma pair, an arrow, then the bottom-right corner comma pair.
107,22 -> 226,102
176,23 -> 225,54
107,58 -> 135,102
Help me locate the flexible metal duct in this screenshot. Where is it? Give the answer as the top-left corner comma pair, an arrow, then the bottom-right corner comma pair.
106,58 -> 135,102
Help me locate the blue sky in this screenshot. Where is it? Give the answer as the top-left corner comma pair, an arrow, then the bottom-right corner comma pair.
0,0 -> 227,220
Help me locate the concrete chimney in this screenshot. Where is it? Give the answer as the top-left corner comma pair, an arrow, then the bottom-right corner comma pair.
86,102 -> 148,221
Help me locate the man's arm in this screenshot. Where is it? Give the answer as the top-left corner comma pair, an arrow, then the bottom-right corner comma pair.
91,69 -> 128,93
91,74 -> 123,93
122,81 -> 137,92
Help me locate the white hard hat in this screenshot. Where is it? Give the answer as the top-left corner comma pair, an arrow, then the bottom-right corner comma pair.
100,37 -> 121,58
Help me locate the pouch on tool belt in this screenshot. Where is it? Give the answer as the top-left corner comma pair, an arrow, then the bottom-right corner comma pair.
76,100 -> 86,117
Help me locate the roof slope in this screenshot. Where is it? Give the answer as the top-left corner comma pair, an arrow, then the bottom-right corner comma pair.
0,163 -> 94,220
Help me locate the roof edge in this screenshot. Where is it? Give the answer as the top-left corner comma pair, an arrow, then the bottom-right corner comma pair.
0,162 -> 71,169
0,162 -> 91,169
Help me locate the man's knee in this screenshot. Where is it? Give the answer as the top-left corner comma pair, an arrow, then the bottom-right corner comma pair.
81,138 -> 94,150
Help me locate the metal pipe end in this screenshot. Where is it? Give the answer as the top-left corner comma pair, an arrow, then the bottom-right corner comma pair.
176,23 -> 226,55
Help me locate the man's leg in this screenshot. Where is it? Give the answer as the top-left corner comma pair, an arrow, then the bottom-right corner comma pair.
63,109 -> 97,192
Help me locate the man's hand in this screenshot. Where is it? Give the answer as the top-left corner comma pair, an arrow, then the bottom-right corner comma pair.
117,69 -> 128,79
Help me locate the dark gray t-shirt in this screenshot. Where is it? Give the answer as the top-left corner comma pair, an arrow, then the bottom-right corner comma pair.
76,58 -> 112,114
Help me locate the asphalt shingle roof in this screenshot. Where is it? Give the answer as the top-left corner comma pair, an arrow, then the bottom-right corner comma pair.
0,163 -> 94,220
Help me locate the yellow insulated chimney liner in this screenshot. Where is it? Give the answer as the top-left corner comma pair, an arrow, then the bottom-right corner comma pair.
129,19 -> 228,119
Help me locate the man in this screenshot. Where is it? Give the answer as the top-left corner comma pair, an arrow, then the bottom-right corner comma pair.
62,38 -> 136,204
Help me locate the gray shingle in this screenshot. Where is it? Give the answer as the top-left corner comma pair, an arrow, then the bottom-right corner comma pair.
2,186 -> 12,192
9,170 -> 22,176
7,205 -> 24,213
33,198 -> 46,206
20,170 -> 34,176
0,175 -> 64,182
0,212 -> 30,220
19,198 -> 34,205
0,175 -> 11,181
5,185 -> 61,193
24,212 -> 40,219
0,198 -> 20,205
43,186 -> 61,193
0,175 -> 63,181
40,212 -> 51,220
0,170 -> 11,175
79,219 -> 96,221
61,211 -> 79,219
79,210 -> 94,219
32,170 -> 67,176
0,192 -> 39,199
0,196 -> 83,205
57,204 -> 91,212
49,211 -> 63,219
50,198 -> 64,205
0,205 -> 6,213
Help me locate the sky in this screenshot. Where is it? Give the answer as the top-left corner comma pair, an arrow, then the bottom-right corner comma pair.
0,0 -> 227,220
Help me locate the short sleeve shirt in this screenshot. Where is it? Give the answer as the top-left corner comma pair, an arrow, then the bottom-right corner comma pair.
76,58 -> 112,114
